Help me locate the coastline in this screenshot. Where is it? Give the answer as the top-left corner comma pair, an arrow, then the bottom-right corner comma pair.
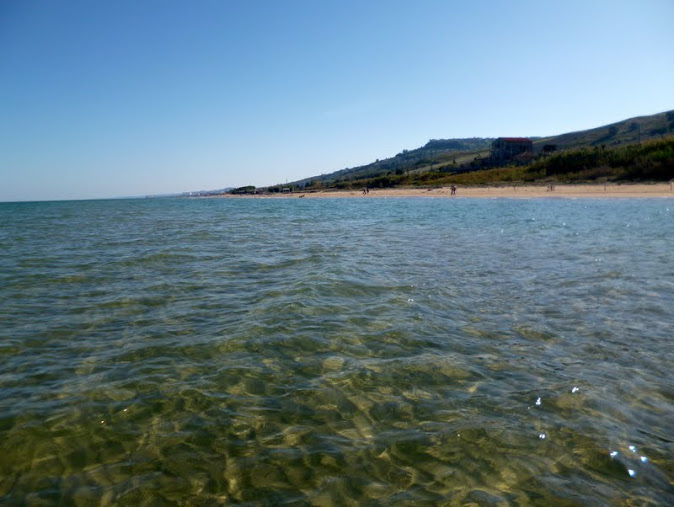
223,183 -> 674,199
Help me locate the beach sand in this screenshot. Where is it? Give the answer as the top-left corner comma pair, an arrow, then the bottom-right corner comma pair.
225,183 -> 674,199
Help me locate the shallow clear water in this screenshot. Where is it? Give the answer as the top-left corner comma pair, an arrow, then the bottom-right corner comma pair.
1,197 -> 673,504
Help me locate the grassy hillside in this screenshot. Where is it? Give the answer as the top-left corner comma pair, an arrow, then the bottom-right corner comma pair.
533,110 -> 674,152
376,136 -> 674,187
240,110 -> 674,194
318,136 -> 674,190
292,138 -> 493,190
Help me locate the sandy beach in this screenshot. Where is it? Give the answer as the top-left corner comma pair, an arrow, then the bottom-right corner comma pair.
226,183 -> 674,199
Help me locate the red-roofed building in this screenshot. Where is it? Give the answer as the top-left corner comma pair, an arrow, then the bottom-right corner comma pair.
491,137 -> 533,163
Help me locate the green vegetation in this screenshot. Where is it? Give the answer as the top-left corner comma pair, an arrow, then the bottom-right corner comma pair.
230,110 -> 674,194
291,138 -> 494,189
526,138 -> 674,182
318,137 -> 674,189
230,185 -> 256,194
531,110 -> 674,151
444,137 -> 673,186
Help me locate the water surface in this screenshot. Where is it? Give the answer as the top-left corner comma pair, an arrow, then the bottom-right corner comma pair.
1,197 -> 673,504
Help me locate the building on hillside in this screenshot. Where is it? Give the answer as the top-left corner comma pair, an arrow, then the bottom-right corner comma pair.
491,137 -> 533,163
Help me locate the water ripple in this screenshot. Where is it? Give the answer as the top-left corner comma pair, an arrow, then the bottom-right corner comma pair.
0,198 -> 672,503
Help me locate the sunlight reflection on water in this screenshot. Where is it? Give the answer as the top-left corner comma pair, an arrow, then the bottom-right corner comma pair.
0,197 -> 673,503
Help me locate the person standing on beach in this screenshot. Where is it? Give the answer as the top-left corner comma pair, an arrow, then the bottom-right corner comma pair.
450,185 -> 456,196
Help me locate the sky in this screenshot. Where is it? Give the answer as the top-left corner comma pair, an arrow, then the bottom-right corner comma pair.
1,0 -> 673,201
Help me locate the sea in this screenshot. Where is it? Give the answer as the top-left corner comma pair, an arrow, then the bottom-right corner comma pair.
1,196 -> 672,504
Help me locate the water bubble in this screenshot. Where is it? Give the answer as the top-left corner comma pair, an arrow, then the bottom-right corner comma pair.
535,397 -> 541,406
571,387 -> 579,393
609,451 -> 619,458
628,469 -> 636,477
538,433 -> 546,440
640,456 -> 648,463
628,445 -> 636,453
407,298 -> 414,303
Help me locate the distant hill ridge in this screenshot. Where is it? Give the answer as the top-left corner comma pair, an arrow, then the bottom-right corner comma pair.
221,110 -> 672,194
273,110 -> 673,191
291,137 -> 495,188
534,110 -> 674,150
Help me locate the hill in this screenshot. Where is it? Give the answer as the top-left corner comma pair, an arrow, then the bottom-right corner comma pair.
532,110 -> 674,152
234,110 -> 674,194
291,137 -> 494,190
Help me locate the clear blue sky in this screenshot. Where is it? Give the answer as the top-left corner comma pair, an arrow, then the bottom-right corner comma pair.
1,0 -> 673,201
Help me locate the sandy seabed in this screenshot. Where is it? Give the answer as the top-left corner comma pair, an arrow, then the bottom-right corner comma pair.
225,183 -> 674,199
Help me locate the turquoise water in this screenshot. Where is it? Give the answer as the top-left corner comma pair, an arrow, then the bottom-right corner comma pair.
1,197 -> 673,504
